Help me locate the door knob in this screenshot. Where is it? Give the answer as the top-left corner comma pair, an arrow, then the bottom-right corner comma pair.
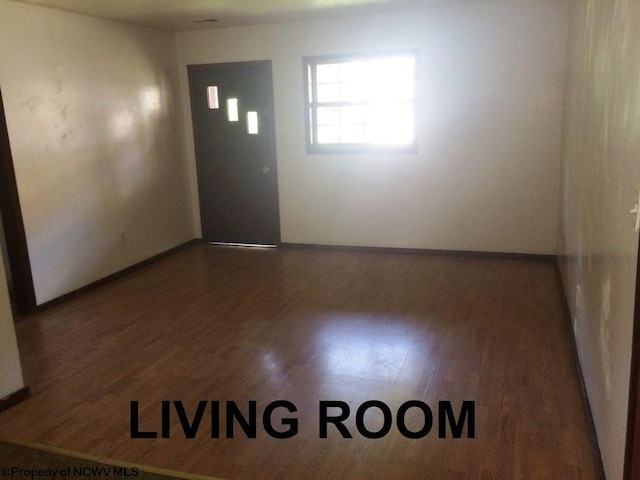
262,166 -> 271,174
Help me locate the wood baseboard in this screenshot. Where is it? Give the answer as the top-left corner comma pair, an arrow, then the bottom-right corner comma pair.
0,386 -> 31,414
280,242 -> 555,262
553,257 -> 606,480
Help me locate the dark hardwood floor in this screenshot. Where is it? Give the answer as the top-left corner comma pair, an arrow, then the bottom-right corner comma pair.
0,245 -> 597,479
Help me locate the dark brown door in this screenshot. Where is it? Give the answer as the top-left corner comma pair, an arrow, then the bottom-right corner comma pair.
625,238 -> 640,479
188,61 -> 280,246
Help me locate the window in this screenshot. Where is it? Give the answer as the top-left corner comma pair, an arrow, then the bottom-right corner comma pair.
206,86 -> 219,109
303,52 -> 417,154
247,111 -> 259,134
227,98 -> 239,122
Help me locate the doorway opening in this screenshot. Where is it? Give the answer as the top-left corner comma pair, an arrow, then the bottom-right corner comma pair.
0,209 -> 16,313
0,87 -> 36,317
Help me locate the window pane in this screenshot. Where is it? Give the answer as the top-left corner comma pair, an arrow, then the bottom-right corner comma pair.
317,84 -> 340,103
368,57 -> 415,102
227,98 -> 239,122
368,103 -> 414,145
247,111 -> 258,134
340,106 -> 363,125
207,86 -> 219,109
317,126 -> 340,144
304,53 -> 417,151
316,63 -> 340,83
340,82 -> 364,102
339,62 -> 365,84
317,106 -> 339,125
392,58 -> 416,101
340,125 -> 364,144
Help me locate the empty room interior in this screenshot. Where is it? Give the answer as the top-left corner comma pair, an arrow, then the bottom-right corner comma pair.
0,0 -> 639,479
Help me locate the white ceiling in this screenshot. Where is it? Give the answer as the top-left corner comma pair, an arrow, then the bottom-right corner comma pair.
10,0 -> 490,32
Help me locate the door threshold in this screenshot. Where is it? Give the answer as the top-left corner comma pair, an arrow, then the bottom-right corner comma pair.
209,242 -> 277,249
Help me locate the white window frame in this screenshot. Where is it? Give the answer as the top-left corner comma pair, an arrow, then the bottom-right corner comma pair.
303,51 -> 419,154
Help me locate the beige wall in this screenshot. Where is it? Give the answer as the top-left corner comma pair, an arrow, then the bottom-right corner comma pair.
0,0 -> 194,305
177,0 -> 568,254
558,1 -> 640,479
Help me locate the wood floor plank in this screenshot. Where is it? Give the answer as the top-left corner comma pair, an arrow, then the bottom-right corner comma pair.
0,245 -> 596,479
